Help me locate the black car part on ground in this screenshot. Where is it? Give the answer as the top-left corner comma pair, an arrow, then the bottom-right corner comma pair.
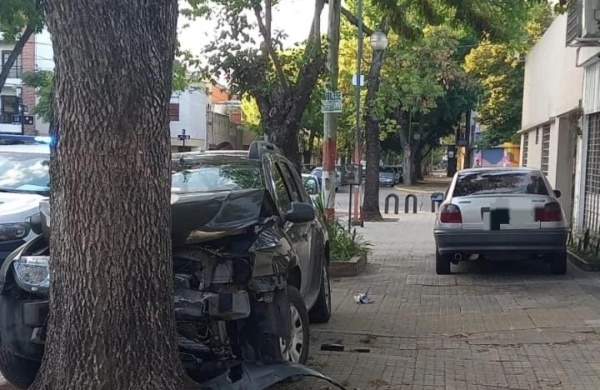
198,361 -> 346,390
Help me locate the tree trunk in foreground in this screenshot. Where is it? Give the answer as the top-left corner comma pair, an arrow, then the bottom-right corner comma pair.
362,47 -> 387,221
32,1 -> 195,389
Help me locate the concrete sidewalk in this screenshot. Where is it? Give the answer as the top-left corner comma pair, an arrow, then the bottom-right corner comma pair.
301,213 -> 600,390
394,172 -> 451,194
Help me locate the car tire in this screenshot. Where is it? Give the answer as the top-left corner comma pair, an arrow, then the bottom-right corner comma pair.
0,342 -> 39,389
309,262 -> 332,324
436,249 -> 452,275
280,286 -> 310,364
549,250 -> 567,275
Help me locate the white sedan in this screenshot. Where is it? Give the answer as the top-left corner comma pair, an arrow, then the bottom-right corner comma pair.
432,167 -> 568,275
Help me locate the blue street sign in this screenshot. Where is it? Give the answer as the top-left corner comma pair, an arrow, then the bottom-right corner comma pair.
11,115 -> 21,124
178,134 -> 191,141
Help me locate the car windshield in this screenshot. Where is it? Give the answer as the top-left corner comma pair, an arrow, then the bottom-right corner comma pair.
453,170 -> 550,197
380,167 -> 394,173
0,152 -> 50,195
172,161 -> 263,193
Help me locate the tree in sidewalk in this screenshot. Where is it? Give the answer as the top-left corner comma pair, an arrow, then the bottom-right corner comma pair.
29,0 -> 197,389
0,0 -> 45,92
463,2 -> 553,148
379,25 -> 478,184
341,0 -> 544,221
184,0 -> 326,169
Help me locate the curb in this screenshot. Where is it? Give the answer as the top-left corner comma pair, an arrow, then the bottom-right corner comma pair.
393,186 -> 445,194
567,250 -> 600,272
330,255 -> 367,277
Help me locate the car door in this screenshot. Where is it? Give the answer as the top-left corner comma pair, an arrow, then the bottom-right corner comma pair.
280,161 -> 321,308
269,159 -> 311,298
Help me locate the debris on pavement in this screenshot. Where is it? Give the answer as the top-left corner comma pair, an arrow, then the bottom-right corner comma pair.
320,343 -> 345,352
353,293 -> 374,304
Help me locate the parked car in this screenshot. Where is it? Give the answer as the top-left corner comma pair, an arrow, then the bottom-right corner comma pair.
378,166 -> 396,187
432,167 -> 568,275
0,136 -> 52,262
311,167 -> 339,192
335,165 -> 348,187
302,173 -> 322,201
0,141 -> 336,389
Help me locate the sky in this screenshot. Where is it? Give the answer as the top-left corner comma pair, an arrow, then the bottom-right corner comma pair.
178,0 -> 330,56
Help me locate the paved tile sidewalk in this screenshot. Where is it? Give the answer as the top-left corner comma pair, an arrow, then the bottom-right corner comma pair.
300,214 -> 600,390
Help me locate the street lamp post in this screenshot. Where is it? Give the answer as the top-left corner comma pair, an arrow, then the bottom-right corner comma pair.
350,18 -> 388,227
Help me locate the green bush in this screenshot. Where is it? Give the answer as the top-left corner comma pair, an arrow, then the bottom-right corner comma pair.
313,194 -> 371,261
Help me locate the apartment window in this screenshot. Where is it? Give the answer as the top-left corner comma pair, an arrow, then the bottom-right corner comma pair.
522,133 -> 529,167
584,113 -> 600,233
535,127 -> 539,144
169,103 -> 179,121
0,95 -> 18,124
540,124 -> 550,175
1,51 -> 22,79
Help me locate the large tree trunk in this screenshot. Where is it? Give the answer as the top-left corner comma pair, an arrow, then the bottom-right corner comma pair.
32,1 -> 195,389
0,25 -> 34,92
362,45 -> 387,221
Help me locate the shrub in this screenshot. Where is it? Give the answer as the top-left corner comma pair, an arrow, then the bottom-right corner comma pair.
313,194 -> 371,261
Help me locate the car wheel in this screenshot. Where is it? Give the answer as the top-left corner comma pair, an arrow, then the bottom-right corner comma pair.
280,286 -> 310,364
436,249 -> 452,275
0,341 -> 39,389
549,250 -> 567,275
309,261 -> 332,324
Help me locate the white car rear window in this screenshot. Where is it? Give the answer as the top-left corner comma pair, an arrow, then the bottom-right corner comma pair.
453,170 -> 549,197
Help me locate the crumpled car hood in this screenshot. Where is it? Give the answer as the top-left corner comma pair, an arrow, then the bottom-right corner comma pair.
39,189 -> 277,247
199,361 -> 346,390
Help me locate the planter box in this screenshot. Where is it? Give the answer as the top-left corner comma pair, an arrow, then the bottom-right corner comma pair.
330,254 -> 367,278
567,250 -> 600,272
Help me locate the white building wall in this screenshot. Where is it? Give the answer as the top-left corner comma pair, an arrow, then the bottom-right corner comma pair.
170,88 -> 208,150
521,14 -> 583,131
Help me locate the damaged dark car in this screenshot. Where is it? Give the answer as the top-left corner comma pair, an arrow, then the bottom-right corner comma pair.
0,141 -> 338,389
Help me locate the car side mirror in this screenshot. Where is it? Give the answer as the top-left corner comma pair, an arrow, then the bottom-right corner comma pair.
554,189 -> 561,199
431,192 -> 444,202
285,202 -> 315,223
28,213 -> 43,235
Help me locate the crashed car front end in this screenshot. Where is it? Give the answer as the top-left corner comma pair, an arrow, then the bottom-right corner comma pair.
0,190 -> 345,389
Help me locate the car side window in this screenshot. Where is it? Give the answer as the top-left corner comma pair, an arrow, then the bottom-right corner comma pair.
282,162 -> 308,203
271,163 -> 292,212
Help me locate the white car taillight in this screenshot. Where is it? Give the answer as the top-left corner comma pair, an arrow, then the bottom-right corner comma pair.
440,204 -> 462,223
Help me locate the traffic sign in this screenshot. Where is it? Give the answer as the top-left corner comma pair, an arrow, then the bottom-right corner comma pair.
11,115 -> 21,124
178,134 -> 191,141
321,90 -> 343,113
23,116 -> 34,125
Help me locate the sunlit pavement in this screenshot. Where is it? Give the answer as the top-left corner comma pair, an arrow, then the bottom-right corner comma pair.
304,212 -> 600,390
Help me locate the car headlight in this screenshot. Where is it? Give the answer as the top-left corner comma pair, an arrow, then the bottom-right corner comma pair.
13,256 -> 50,293
0,223 -> 30,241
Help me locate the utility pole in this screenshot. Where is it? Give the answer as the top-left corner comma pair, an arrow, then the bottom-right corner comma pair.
322,0 -> 342,220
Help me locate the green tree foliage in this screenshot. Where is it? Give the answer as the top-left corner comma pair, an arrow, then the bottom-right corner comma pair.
464,2 -> 553,147
0,0 -> 44,39
22,70 -> 54,123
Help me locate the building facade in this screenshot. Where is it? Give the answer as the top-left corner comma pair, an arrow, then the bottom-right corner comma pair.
519,13 -> 583,223
0,31 -> 37,135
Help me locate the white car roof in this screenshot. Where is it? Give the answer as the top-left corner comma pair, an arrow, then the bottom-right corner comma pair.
458,166 -> 541,175
0,144 -> 50,154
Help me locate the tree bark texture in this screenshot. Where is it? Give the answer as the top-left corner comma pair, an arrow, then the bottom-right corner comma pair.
0,25 -> 34,92
33,1 -> 195,389
362,47 -> 387,221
